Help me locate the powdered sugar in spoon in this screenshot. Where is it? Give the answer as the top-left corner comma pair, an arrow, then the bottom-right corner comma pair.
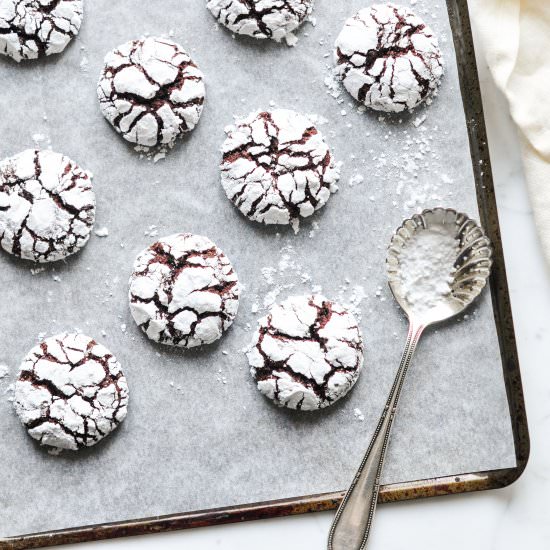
328,207 -> 492,550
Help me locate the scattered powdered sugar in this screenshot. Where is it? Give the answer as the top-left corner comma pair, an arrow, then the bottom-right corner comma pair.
263,287 -> 282,309
79,44 -> 89,72
32,133 -> 51,148
397,225 -> 459,313
143,224 -> 159,238
261,267 -> 277,285
5,383 -> 15,403
341,284 -> 368,320
48,447 -> 64,456
94,227 -> 109,238
354,408 -> 365,421
152,150 -> 167,163
348,118 -> 456,214
215,368 -> 228,385
169,381 -> 185,394
0,364 -> 9,379
320,20 -> 451,215
285,33 -> 298,47
306,113 -> 329,126
79,55 -> 89,72
413,114 -> 427,127
348,173 -> 364,187
308,221 -> 320,239
30,266 -> 46,276
257,243 -> 369,320
324,65 -> 345,104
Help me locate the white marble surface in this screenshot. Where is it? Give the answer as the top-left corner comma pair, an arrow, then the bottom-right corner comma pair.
54,6 -> 550,550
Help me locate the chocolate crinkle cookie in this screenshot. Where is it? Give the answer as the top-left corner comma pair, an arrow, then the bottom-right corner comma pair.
248,295 -> 364,411
0,149 -> 95,263
220,109 -> 340,228
129,233 -> 240,349
14,333 -> 129,451
207,0 -> 314,44
97,37 -> 205,151
334,3 -> 444,113
0,0 -> 83,62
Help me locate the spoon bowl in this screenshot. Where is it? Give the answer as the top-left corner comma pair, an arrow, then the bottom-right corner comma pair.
386,207 -> 492,325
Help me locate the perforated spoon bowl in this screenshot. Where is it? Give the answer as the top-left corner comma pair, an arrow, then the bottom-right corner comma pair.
327,207 -> 492,550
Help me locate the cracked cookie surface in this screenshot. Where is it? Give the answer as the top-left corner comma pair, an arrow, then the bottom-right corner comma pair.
14,333 -> 129,451
0,0 -> 83,62
207,0 -> 313,43
129,233 -> 240,348
221,109 -> 339,228
0,149 -> 95,263
97,37 -> 205,150
248,295 -> 364,410
334,3 -> 443,113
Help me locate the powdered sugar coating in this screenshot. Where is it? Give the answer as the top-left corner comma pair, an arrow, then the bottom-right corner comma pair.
0,0 -> 83,62
248,295 -> 364,410
97,37 -> 205,150
0,149 -> 95,263
334,4 -> 443,113
221,109 -> 340,227
129,233 -> 240,348
397,224 -> 459,314
14,333 -> 129,451
207,0 -> 313,42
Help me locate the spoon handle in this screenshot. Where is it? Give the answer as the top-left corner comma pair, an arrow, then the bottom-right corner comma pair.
327,320 -> 425,550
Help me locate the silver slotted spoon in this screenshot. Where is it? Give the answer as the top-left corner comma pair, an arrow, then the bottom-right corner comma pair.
327,207 -> 493,550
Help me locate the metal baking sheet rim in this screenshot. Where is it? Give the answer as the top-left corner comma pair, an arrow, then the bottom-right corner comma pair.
0,0 -> 530,548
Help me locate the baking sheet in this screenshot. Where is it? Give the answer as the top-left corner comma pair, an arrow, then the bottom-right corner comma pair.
0,0 -> 516,539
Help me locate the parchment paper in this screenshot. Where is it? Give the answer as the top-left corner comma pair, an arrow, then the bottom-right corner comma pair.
0,0 -> 516,538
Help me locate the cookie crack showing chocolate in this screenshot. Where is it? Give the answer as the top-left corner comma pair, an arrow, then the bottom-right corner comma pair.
220,109 -> 340,228
0,0 -> 83,62
129,233 -> 240,348
248,295 -> 364,410
0,149 -> 96,263
206,0 -> 313,43
97,37 -> 206,151
13,333 -> 129,451
334,3 -> 443,113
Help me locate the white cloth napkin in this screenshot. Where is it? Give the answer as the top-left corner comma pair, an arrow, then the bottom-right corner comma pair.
469,0 -> 550,262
